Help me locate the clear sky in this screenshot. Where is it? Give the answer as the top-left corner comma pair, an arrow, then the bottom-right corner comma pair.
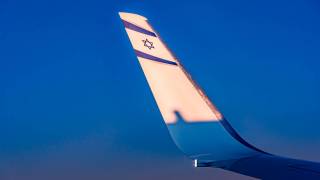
0,0 -> 320,179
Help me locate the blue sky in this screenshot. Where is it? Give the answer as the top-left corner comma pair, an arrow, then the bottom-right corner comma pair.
0,0 -> 320,179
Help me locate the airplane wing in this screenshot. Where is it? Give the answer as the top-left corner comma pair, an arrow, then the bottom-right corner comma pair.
119,12 -> 320,179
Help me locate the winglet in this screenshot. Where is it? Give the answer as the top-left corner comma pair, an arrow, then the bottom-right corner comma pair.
119,12 -> 265,163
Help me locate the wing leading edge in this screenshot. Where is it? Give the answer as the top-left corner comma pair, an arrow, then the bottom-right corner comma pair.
119,12 -> 320,179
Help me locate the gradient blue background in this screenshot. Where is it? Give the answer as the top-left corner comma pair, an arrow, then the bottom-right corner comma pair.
1,0 -> 320,179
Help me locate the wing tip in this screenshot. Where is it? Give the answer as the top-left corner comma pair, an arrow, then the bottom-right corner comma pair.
118,12 -> 148,21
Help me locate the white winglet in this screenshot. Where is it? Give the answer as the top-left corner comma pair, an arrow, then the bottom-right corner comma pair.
119,11 -> 264,161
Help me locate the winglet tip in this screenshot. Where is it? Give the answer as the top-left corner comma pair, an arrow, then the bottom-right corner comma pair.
118,12 -> 148,21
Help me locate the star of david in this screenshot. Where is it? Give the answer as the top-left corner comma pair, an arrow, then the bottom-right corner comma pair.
142,38 -> 154,50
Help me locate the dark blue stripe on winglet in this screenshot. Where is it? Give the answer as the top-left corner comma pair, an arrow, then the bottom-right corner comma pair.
173,111 -> 269,155
122,20 -> 157,37
219,118 -> 269,154
134,50 -> 178,66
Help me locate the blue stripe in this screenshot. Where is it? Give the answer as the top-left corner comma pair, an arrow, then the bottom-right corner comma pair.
174,111 -> 268,154
134,50 -> 178,66
122,20 -> 157,37
219,118 -> 269,154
